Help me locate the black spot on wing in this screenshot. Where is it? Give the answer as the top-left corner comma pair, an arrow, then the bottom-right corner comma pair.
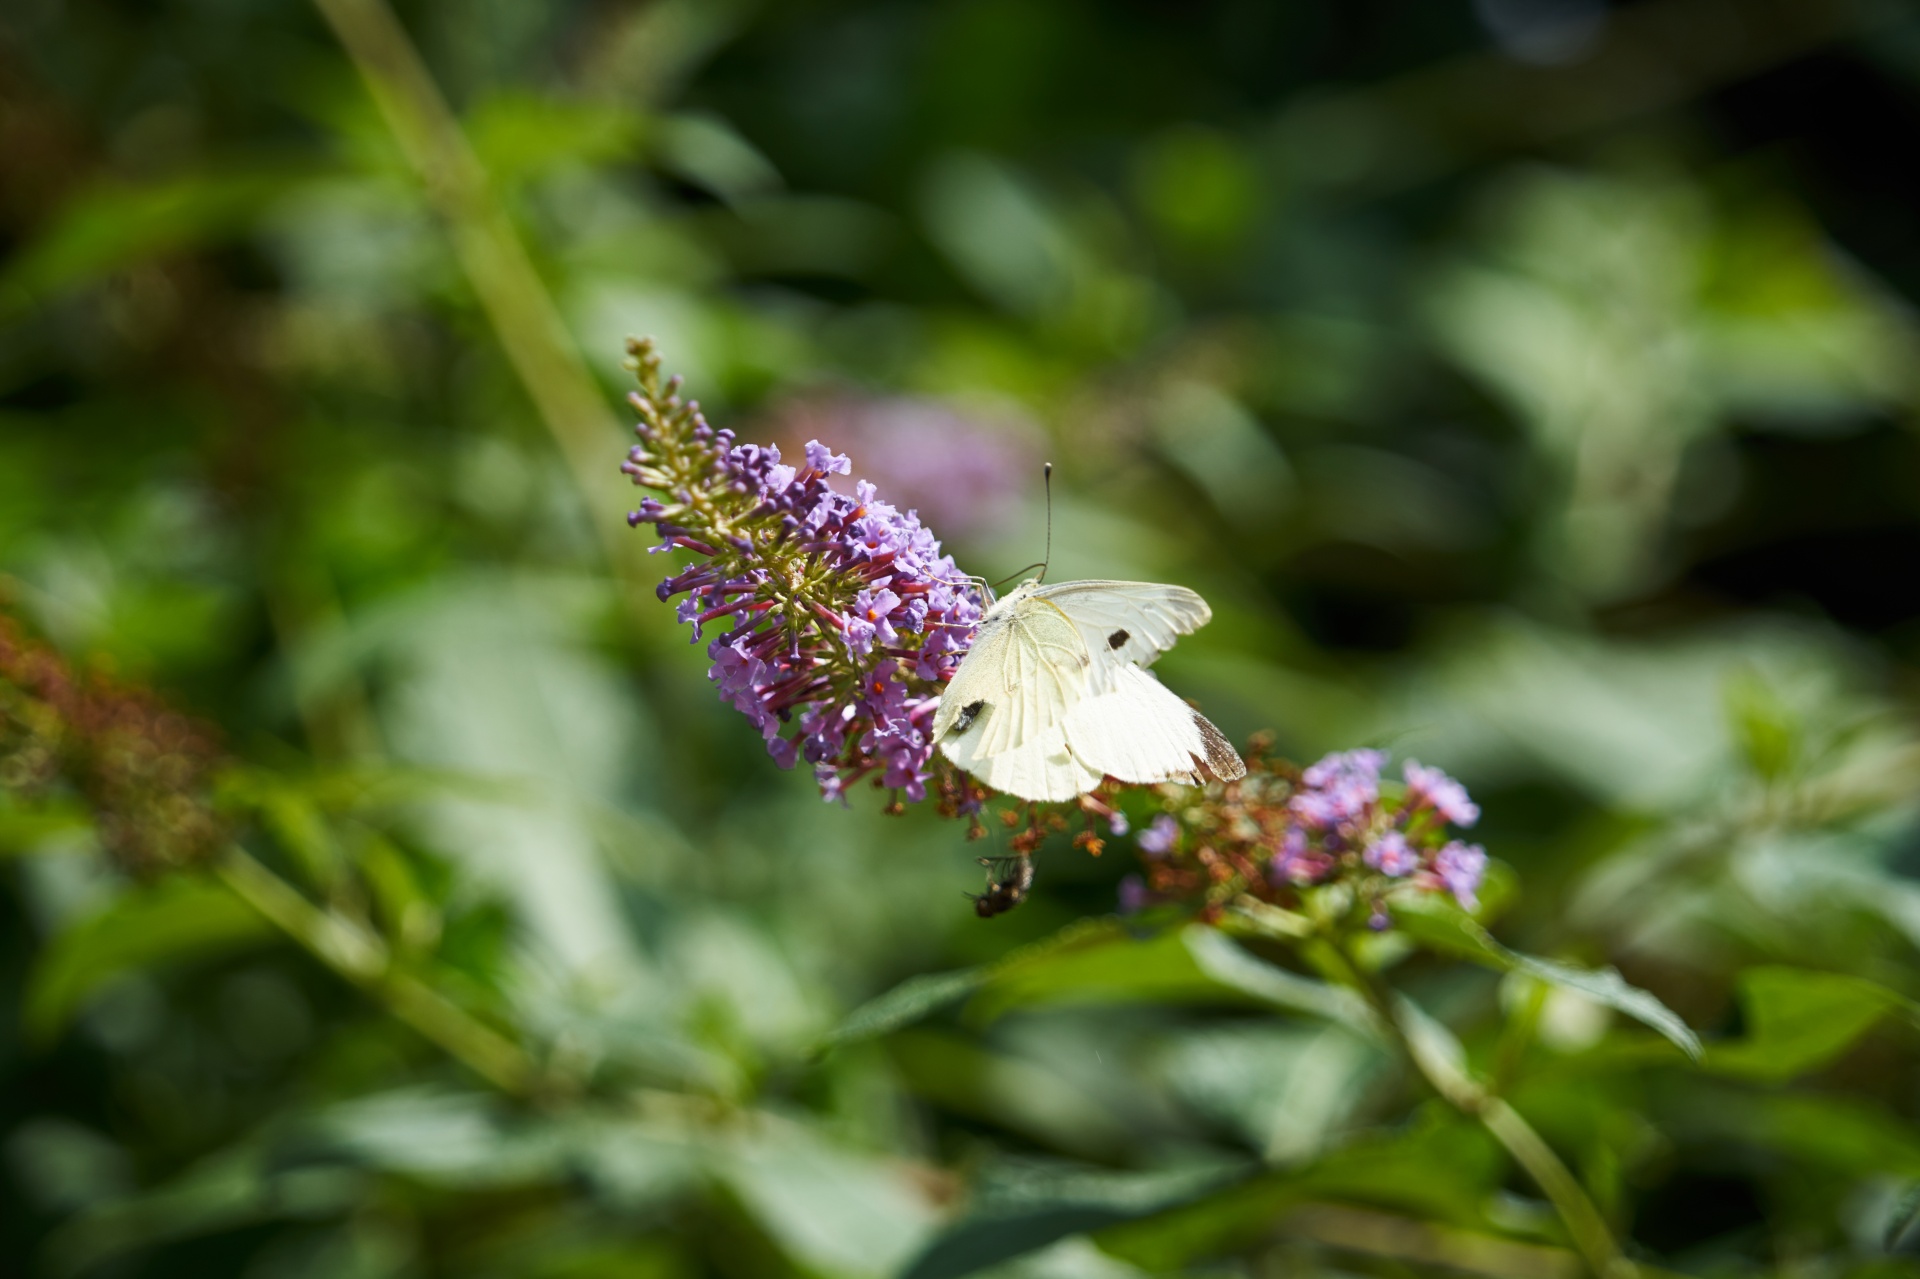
953,699 -> 987,734
1107,628 -> 1130,650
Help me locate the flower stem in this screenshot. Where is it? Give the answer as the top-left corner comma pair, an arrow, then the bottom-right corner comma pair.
307,0 -> 639,591
1326,937 -> 1632,1279
217,846 -> 537,1097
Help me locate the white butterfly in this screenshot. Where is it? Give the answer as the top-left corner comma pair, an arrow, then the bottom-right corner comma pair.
931,579 -> 1246,802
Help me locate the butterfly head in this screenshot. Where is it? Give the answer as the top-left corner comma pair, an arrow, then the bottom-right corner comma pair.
981,577 -> 1043,620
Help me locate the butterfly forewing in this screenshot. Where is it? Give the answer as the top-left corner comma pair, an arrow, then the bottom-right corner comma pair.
986,598 -> 1087,755
1034,581 -> 1211,692
933,587 -> 1089,759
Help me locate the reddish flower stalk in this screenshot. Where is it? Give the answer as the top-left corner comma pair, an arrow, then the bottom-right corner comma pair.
0,617 -> 227,875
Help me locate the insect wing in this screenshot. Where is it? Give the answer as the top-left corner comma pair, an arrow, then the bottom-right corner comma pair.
940,719 -> 1101,803
934,592 -> 1088,758
970,855 -> 1035,917
1035,581 -> 1212,692
1062,664 -> 1245,786
932,614 -> 1011,743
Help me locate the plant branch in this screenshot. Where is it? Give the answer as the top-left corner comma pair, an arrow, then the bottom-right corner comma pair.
1324,937 -> 1632,1279
217,846 -> 537,1097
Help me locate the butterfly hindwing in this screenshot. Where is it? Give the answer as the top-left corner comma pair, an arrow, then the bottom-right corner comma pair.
941,718 -> 1101,803
1063,664 -> 1246,786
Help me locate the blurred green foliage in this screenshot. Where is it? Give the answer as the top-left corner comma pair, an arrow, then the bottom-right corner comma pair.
7,1 -> 1920,1276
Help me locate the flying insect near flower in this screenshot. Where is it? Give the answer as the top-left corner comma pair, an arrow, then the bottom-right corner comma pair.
932,466 -> 1246,802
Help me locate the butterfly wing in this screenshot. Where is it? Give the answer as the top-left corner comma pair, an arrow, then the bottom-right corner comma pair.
941,718 -> 1102,802
1062,664 -> 1246,786
933,588 -> 1090,764
937,579 -> 1239,801
1034,581 -> 1212,692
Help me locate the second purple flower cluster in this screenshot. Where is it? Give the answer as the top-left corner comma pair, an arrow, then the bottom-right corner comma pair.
1277,749 -> 1486,912
1125,748 -> 1487,922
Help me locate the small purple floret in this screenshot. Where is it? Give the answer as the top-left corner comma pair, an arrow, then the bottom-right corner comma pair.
1404,760 -> 1480,828
1435,841 -> 1488,910
1291,749 -> 1384,831
1138,814 -> 1180,856
1365,830 -> 1419,877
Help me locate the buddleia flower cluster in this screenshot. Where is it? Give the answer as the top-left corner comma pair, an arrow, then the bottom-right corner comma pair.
1121,740 -> 1487,926
0,615 -> 228,874
621,337 -> 983,805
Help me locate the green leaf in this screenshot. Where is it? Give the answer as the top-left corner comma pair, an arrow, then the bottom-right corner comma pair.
821,967 -> 987,1050
824,924 -> 1371,1052
2,171 -> 288,309
820,919 -> 1140,1047
715,1123 -> 937,1279
255,788 -> 345,892
1676,1088 -> 1920,1179
1504,953 -> 1700,1062
899,1160 -> 1244,1279
25,876 -> 274,1042
969,924 -> 1252,1022
886,1028 -> 1134,1160
0,804 -> 91,856
1726,667 -> 1802,782
1886,1181 -> 1920,1251
1097,1113 -> 1501,1272
1391,897 -> 1701,1060
466,94 -> 645,187
1709,966 -> 1919,1083
1182,929 -> 1373,1030
44,1145 -> 365,1277
296,1088 -> 599,1188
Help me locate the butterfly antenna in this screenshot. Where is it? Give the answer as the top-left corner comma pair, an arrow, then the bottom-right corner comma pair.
1039,462 -> 1053,583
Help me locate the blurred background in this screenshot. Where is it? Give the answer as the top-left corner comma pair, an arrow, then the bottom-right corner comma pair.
6,0 -> 1920,1275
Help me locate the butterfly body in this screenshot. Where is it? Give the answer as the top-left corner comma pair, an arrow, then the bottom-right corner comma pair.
932,579 -> 1245,802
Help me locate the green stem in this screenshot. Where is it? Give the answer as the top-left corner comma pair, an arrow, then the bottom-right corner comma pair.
1325,937 -> 1631,1279
218,847 -> 537,1097
308,0 -> 641,593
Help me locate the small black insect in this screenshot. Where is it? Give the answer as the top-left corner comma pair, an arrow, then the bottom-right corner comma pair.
969,854 -> 1034,918
1106,628 -> 1130,650
951,699 -> 987,734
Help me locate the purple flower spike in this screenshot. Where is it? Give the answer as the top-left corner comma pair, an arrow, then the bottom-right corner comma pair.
1138,814 -> 1180,856
1403,760 -> 1480,828
1435,841 -> 1488,910
1107,811 -> 1130,838
621,339 -> 982,804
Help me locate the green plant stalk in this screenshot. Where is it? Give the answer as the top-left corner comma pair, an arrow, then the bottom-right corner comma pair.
1323,936 -> 1632,1279
308,0 -> 639,586
217,846 -> 536,1096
